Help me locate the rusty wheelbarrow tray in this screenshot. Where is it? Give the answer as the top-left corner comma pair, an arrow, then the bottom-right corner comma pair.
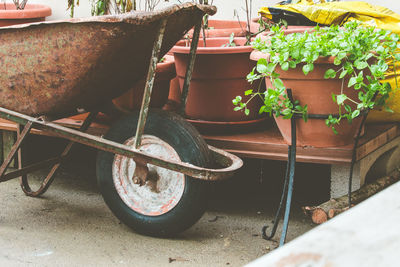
0,3 -> 243,237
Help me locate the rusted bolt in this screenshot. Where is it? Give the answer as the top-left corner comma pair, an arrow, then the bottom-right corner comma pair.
133,177 -> 141,185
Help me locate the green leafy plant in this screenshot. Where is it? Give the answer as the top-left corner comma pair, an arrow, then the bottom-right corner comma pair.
221,33 -> 237,47
233,21 -> 400,133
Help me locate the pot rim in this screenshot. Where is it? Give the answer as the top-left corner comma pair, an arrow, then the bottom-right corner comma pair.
250,50 -> 337,64
171,37 -> 253,54
0,4 -> 52,19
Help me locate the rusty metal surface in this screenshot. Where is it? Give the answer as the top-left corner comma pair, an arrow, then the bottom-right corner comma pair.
114,135 -> 186,216
179,20 -> 202,116
0,121 -> 32,181
19,112 -> 98,197
0,3 -> 216,118
0,107 -> 243,181
134,18 -> 167,149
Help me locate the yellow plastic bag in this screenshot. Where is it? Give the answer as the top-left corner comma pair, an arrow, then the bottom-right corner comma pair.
259,1 -> 400,122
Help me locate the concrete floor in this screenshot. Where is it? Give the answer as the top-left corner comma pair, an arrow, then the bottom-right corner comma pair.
0,137 -> 323,266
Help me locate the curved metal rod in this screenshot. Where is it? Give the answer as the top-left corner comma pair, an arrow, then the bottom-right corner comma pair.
262,145 -> 291,240
20,112 -> 98,197
262,89 -> 296,246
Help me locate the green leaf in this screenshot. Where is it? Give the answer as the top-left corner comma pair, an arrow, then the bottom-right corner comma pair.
256,60 -> 268,74
339,69 -> 348,79
351,110 -> 360,118
273,78 -> 285,90
244,89 -> 253,96
348,77 -> 357,87
233,106 -> 242,111
266,63 -> 276,73
355,60 -> 368,70
302,64 -> 314,75
281,62 -> 289,71
336,94 -> 347,105
337,51 -> 347,60
292,48 -> 300,59
244,108 -> 250,116
324,69 -> 336,79
334,57 -> 342,66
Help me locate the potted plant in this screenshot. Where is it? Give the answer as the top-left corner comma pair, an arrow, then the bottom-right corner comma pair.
170,0 -> 273,133
167,0 -> 250,111
0,1 -> 51,27
171,36 -> 265,126
234,21 -> 400,147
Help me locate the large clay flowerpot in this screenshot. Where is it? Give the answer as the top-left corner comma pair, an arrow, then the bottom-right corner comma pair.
169,21 -> 248,104
168,20 -> 248,108
112,55 -> 175,112
171,37 -> 266,132
0,4 -> 51,27
186,19 -> 247,38
251,51 -> 361,147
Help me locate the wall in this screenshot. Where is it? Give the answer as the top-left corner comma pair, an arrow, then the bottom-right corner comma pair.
29,0 -> 400,21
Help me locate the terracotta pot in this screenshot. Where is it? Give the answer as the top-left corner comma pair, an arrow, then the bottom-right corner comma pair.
112,55 -> 175,112
186,19 -> 247,38
171,37 -> 265,124
249,17 -> 260,34
250,16 -> 314,34
255,25 -> 315,43
0,4 -> 51,27
168,19 -> 250,108
253,52 -> 361,147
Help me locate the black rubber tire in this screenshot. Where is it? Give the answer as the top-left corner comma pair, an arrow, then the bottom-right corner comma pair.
96,109 -> 211,237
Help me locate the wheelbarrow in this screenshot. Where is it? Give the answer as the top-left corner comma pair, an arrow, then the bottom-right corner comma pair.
0,3 -> 243,237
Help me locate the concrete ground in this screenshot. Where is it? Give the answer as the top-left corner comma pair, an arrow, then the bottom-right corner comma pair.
0,136 -> 328,266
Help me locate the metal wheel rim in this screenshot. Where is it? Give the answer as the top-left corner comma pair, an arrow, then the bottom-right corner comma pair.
113,135 -> 185,216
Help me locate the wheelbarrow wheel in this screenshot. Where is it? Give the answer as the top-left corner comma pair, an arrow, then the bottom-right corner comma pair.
96,109 -> 211,236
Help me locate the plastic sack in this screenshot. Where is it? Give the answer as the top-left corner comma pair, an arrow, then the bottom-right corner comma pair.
259,1 -> 400,122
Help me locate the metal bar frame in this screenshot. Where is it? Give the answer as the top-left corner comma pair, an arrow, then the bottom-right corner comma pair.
134,18 -> 168,149
19,112 -> 98,197
179,20 -> 202,116
0,14 -> 242,192
0,107 -> 242,182
0,121 -> 33,180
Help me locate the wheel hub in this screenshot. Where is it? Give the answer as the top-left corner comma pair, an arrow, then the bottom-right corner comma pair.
112,135 -> 185,216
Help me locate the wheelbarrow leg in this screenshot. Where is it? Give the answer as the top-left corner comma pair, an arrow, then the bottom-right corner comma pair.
134,18 -> 168,150
179,20 -> 202,116
19,112 -> 98,197
0,121 -> 33,180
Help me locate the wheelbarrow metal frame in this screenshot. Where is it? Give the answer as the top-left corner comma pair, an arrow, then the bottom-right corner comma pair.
0,18 -> 243,196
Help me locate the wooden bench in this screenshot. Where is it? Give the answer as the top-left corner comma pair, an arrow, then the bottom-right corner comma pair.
204,123 -> 400,198
0,115 -> 399,198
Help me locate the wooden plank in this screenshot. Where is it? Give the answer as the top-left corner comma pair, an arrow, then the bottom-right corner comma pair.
356,124 -> 398,160
204,123 -> 399,164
